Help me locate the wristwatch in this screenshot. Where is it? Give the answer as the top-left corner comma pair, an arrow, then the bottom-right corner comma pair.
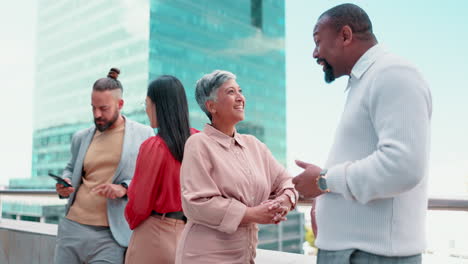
317,169 -> 330,193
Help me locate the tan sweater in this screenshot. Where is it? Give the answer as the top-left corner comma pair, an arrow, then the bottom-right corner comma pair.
67,121 -> 124,226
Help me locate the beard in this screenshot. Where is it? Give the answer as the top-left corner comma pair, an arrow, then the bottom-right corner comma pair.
317,58 -> 335,83
94,110 -> 119,132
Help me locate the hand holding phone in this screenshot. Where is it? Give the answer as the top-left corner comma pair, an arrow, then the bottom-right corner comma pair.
48,172 -> 72,187
51,173 -> 74,197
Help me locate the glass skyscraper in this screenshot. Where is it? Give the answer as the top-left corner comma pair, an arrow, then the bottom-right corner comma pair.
149,0 -> 286,164
11,0 -> 151,187
13,0 -> 286,188
7,0 -> 301,254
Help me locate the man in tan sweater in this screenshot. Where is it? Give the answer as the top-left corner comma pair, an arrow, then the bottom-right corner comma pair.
54,68 -> 154,264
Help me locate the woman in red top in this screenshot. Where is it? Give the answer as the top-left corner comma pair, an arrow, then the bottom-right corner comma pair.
124,75 -> 197,264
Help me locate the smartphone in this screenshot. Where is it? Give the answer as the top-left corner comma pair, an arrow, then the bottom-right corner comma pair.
48,172 -> 72,187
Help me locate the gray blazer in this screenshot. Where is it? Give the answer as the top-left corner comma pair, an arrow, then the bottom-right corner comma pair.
61,117 -> 154,247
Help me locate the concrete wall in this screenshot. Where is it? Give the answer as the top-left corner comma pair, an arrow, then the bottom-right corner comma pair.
0,218 -> 315,264
0,219 -> 57,264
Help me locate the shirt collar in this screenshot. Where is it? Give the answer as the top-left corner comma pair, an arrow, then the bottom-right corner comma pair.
203,124 -> 245,149
350,44 -> 385,80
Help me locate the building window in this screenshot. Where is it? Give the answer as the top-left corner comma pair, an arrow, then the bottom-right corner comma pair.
251,0 -> 262,30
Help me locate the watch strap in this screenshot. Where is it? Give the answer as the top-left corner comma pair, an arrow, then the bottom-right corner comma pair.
317,169 -> 330,193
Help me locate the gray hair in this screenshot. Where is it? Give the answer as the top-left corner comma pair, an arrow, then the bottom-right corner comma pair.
195,70 -> 237,121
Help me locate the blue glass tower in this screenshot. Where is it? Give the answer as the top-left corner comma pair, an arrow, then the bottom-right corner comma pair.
7,0 -> 302,253
149,0 -> 286,164
15,0 -> 285,188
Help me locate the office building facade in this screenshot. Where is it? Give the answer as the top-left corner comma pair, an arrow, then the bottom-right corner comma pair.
14,0 -> 285,188
11,0 -> 150,188
149,0 -> 286,164
7,0 -> 300,254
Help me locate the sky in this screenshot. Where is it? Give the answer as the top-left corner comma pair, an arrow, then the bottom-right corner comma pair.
0,0 -> 36,186
285,0 -> 468,196
1,0 -> 468,198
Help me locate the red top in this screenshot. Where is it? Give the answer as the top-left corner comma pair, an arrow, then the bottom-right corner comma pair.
125,128 -> 199,230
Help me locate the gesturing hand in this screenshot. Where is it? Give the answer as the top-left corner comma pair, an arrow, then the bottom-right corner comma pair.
292,160 -> 324,198
92,183 -> 127,199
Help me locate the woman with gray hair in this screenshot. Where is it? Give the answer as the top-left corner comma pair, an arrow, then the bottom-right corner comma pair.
175,70 -> 297,263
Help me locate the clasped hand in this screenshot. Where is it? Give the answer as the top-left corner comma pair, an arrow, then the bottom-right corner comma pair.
244,196 -> 291,225
260,197 -> 290,224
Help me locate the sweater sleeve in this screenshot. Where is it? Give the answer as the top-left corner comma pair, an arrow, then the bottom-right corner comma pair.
125,138 -> 164,230
326,65 -> 432,204
180,136 -> 247,234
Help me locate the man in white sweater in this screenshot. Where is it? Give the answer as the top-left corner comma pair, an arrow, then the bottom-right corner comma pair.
292,3 -> 432,264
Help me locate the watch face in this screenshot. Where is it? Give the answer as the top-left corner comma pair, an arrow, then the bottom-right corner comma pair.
318,177 -> 328,191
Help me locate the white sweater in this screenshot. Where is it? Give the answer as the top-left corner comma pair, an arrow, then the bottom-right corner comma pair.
316,44 -> 432,256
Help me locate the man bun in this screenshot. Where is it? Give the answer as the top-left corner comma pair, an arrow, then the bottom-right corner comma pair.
107,67 -> 121,80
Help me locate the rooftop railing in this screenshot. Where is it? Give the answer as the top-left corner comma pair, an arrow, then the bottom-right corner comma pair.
297,195 -> 468,211
2,189 -> 467,210
1,190 -> 468,263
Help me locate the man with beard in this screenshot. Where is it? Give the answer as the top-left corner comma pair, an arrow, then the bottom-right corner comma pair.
293,4 -> 432,264
54,68 -> 154,264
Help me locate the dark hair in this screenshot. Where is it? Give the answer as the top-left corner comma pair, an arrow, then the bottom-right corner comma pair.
147,75 -> 191,162
93,67 -> 123,94
320,3 -> 376,41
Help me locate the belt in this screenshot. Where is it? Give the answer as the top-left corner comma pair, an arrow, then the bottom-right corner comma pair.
152,211 -> 187,223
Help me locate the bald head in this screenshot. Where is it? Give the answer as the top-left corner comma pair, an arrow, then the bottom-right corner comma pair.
312,4 -> 378,82
318,3 -> 376,42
